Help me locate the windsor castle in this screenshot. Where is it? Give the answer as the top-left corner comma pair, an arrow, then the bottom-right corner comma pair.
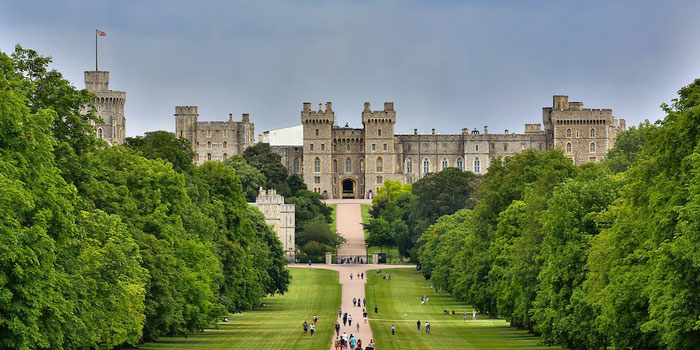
83,69 -> 626,201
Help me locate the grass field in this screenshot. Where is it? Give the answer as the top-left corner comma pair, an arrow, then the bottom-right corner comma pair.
365,268 -> 557,350
139,268 -> 340,350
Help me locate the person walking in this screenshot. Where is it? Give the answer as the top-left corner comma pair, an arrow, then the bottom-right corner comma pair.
357,296 -> 361,307
343,313 -> 348,326
356,339 -> 362,349
349,335 -> 356,349
353,298 -> 357,307
335,322 -> 341,336
341,332 -> 348,349
356,320 -> 360,332
374,305 -> 378,313
368,339 -> 375,348
310,323 -> 315,336
308,259 -> 312,267
363,310 -> 368,324
348,314 -> 353,326
417,319 -> 421,332
313,314 -> 318,325
303,320 -> 309,336
392,324 -> 396,336
335,337 -> 341,350
361,272 -> 364,279
339,308 -> 342,318
363,297 -> 366,307
426,321 -> 431,334
350,273 -> 353,280
462,311 -> 467,321
472,309 -> 477,320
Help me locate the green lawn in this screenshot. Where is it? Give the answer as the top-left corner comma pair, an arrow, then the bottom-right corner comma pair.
139,268 -> 340,350
365,268 -> 557,350
361,204 -> 371,230
329,203 -> 337,232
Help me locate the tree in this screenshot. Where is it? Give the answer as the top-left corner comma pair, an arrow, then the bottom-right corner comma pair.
124,130 -> 195,173
222,154 -> 265,201
243,143 -> 290,196
365,217 -> 396,252
601,121 -> 653,173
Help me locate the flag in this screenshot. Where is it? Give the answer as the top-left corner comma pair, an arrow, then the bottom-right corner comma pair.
97,29 -> 106,36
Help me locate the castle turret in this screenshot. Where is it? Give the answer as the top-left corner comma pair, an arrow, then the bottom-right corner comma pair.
363,102 -> 396,198
85,70 -> 126,145
301,102 -> 335,197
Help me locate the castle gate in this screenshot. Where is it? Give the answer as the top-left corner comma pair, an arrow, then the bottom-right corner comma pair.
341,178 -> 356,199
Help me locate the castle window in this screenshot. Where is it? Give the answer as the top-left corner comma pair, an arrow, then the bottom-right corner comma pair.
223,130 -> 227,137
97,127 -> 103,139
407,145 -> 411,151
475,144 -> 479,152
314,176 -> 320,184
310,144 -> 314,151
315,129 -> 319,136
566,128 -> 572,138
378,129 -> 382,136
207,153 -> 212,161
474,157 -> 481,173
207,141 -> 212,149
223,153 -> 228,160
383,144 -> 387,151
314,157 -> 321,172
207,130 -> 212,138
423,158 -> 430,174
180,131 -> 183,137
321,144 -> 325,151
372,144 -> 376,151
346,158 -> 352,172
333,159 -> 338,173
441,158 -> 448,170
576,131 -> 580,138
457,158 -> 463,171
360,159 -> 364,172
406,158 -> 413,173
504,144 -> 508,152
490,143 -> 495,150
590,142 -> 596,153
223,141 -> 227,149
566,142 -> 572,153
377,176 -> 383,184
590,128 -> 595,138
347,144 -> 350,151
293,158 -> 300,173
407,176 -> 413,184
333,177 -> 337,184
376,157 -> 383,173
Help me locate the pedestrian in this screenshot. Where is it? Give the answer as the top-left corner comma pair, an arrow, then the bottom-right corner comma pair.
363,310 -> 368,324
342,332 -> 348,348
336,322 -> 341,336
350,273 -> 353,280
357,296 -> 361,307
392,324 -> 396,336
303,320 -> 309,336
349,335 -> 356,349
348,314 -> 353,326
472,309 -> 477,320
462,311 -> 467,321
310,323 -> 315,336
343,313 -> 347,326
314,314 -> 318,325
308,259 -> 312,267
339,308 -> 342,318
363,297 -> 366,307
426,321 -> 430,334
404,312 -> 408,318
361,272 -> 364,279
353,298 -> 357,307
417,319 -> 421,332
374,305 -> 378,313
357,339 -> 362,349
369,339 -> 375,349
335,337 -> 341,350
356,321 -> 360,332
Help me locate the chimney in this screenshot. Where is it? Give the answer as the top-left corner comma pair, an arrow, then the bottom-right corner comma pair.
318,103 -> 323,112
364,102 -> 370,111
228,113 -> 233,122
484,126 -> 488,134
413,128 -> 418,135
303,102 -> 311,111
431,128 -> 435,135
326,102 -> 332,111
242,113 -> 250,122
504,129 -> 509,135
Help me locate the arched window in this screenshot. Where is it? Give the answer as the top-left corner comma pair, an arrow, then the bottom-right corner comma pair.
223,141 -> 227,149
441,158 -> 448,170
590,142 -> 596,153
474,157 -> 481,173
360,159 -> 365,172
293,158 -> 300,173
590,128 -> 595,138
504,144 -> 508,151
423,158 -> 430,174
457,158 -> 463,171
376,157 -> 383,173
346,144 -> 350,151
566,142 -> 572,153
566,128 -> 572,138
97,127 -> 103,139
475,144 -> 479,152
346,158 -> 352,172
378,129 -> 382,136
207,141 -> 212,149
207,153 -> 212,161
333,159 -> 337,173
406,158 -> 413,173
223,153 -> 228,160
314,157 -> 320,172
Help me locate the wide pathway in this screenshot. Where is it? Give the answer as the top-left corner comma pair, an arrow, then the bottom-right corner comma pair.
313,199 -> 413,349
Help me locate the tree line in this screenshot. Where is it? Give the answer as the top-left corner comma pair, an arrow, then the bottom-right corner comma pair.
0,45 -> 291,349
374,80 -> 700,348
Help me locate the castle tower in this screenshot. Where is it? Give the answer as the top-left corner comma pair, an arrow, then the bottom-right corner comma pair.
363,102 -> 397,198
85,70 -> 126,145
174,106 -> 199,151
301,102 -> 334,198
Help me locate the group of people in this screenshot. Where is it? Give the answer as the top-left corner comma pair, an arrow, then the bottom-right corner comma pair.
352,297 -> 366,308
334,332 -> 374,349
339,256 -> 365,264
302,315 -> 319,336
349,272 -> 364,280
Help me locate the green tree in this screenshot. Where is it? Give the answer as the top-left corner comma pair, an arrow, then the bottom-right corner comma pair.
365,217 -> 396,252
124,130 -> 195,173
601,121 -> 654,173
243,143 -> 291,196
222,154 -> 266,201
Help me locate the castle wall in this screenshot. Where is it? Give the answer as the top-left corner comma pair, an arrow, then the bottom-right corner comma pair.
85,71 -> 126,145
249,188 -> 295,261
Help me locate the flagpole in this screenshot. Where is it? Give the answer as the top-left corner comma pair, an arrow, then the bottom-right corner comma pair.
95,29 -> 98,71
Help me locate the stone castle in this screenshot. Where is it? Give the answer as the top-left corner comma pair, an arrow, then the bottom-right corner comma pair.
261,97 -> 625,199
84,70 -> 126,145
248,188 -> 295,260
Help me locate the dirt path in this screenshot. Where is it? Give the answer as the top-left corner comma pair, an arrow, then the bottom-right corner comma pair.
310,199 -> 413,349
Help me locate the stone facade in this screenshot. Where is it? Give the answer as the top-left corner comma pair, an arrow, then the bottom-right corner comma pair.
174,106 -> 255,165
277,96 -> 625,199
84,71 -> 126,145
249,188 -> 295,261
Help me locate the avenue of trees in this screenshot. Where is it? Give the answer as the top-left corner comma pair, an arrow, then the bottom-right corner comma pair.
409,80 -> 700,348
0,45 -> 291,349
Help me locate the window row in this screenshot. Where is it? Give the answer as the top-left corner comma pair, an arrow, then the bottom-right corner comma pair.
565,142 -> 597,153
565,128 -> 596,138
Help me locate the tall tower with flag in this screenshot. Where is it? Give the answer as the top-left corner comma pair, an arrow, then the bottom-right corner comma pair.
85,29 -> 126,145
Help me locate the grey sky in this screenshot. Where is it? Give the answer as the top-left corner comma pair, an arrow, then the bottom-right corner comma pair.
2,0 -> 699,137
